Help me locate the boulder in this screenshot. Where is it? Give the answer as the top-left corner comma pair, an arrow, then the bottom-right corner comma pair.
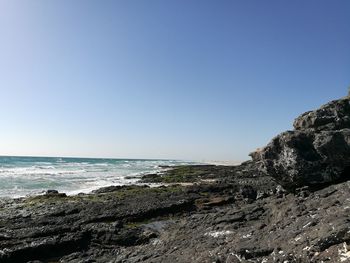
250,97 -> 350,190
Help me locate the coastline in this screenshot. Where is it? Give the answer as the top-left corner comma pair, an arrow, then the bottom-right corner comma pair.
0,158 -> 197,199
199,160 -> 242,166
1,96 -> 350,262
2,162 -> 350,262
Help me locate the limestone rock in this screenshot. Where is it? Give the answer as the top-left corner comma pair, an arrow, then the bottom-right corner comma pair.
251,97 -> 350,190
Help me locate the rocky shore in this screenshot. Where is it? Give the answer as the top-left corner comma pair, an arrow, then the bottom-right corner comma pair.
1,96 -> 350,263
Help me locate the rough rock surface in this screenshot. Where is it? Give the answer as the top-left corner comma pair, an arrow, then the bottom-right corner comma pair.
1,96 -> 350,263
250,96 -> 350,190
293,97 -> 350,131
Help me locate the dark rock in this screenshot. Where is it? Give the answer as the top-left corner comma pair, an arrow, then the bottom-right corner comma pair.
239,185 -> 257,200
92,185 -> 149,194
236,247 -> 273,260
46,190 -> 59,194
92,185 -> 124,193
250,97 -> 350,190
44,190 -> 67,197
312,227 -> 350,252
293,97 -> 350,131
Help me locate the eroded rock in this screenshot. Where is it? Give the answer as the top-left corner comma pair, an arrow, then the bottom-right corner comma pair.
251,97 -> 350,190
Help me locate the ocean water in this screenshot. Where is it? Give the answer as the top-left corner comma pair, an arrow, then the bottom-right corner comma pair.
0,156 -> 195,198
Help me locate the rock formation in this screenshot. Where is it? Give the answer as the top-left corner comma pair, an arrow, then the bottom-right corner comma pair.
250,96 -> 350,190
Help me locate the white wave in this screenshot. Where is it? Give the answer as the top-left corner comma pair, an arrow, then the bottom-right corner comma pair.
0,159 -> 196,198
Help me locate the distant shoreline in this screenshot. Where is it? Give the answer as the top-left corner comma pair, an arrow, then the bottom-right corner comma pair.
200,160 -> 242,166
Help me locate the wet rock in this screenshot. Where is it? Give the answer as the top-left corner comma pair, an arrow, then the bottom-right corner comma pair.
46,190 -> 59,194
44,190 -> 67,197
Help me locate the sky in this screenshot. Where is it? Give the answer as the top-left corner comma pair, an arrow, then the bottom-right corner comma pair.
0,0 -> 349,161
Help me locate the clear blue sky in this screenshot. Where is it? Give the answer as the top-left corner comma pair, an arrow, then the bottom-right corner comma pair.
0,1 -> 349,161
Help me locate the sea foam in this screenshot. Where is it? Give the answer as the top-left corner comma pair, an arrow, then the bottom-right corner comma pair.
0,157 -> 194,198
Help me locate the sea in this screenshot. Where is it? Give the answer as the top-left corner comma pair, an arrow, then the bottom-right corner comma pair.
0,156 -> 195,198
